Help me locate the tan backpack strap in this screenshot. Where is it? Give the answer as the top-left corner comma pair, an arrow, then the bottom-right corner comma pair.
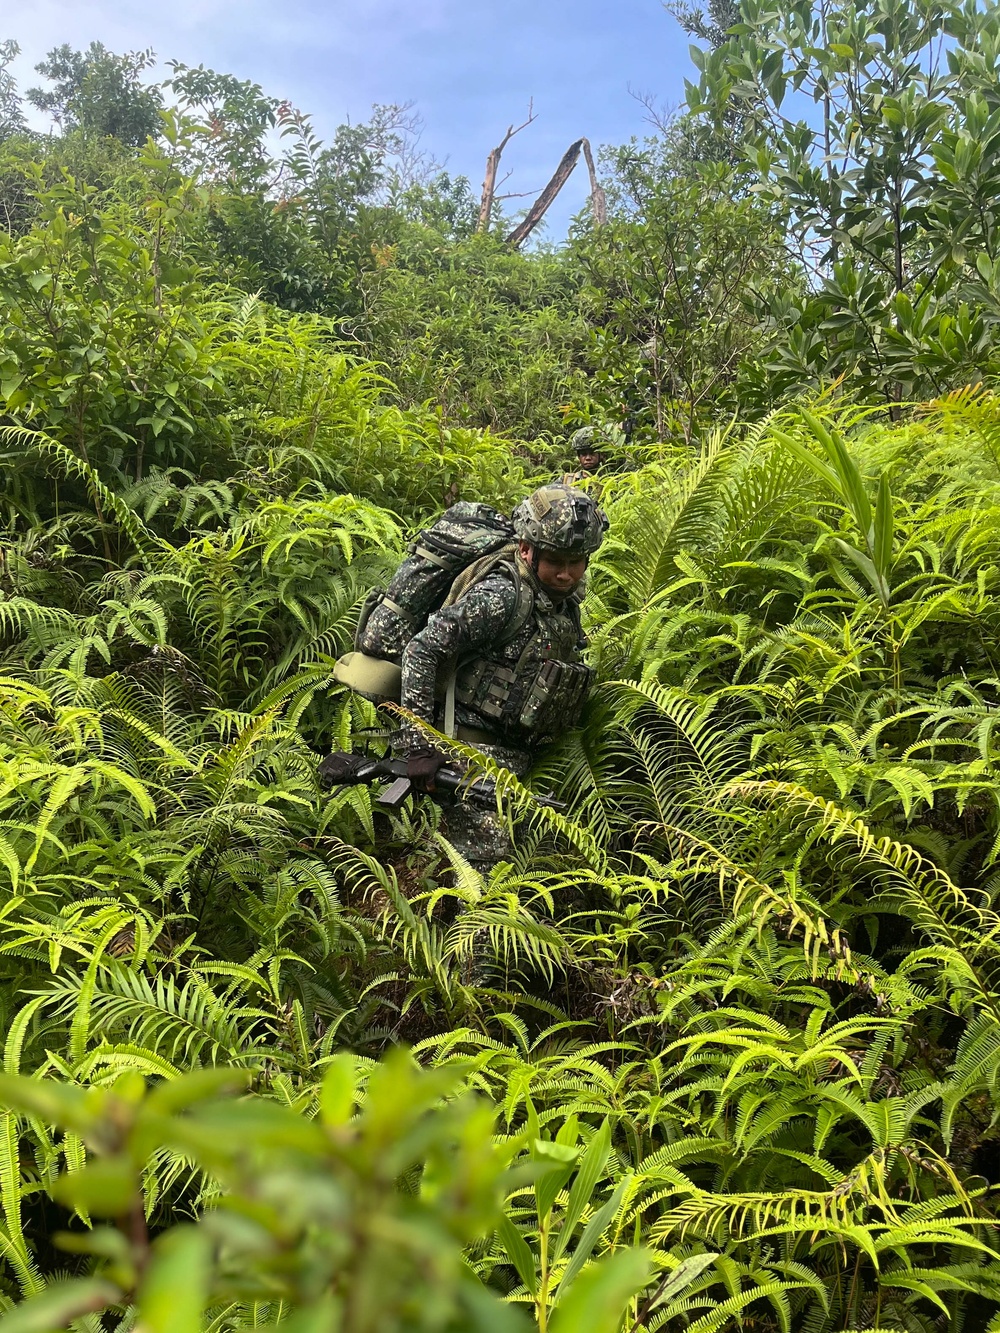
413,544 -> 454,571
380,595 -> 414,624
442,544 -> 516,608
442,546 -> 536,644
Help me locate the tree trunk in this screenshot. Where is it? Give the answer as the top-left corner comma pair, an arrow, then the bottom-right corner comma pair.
478,142 -> 504,231
477,108 -> 536,232
506,139 -> 584,249
581,138 -> 607,227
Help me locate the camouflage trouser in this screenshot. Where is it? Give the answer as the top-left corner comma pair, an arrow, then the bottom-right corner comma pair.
439,742 -> 530,875
439,744 -> 532,988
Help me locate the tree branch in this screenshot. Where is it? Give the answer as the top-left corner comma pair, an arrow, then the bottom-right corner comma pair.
478,101 -> 536,232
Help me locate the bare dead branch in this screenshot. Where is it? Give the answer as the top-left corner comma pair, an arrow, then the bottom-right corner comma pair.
478,100 -> 537,232
580,138 -> 607,227
628,84 -> 681,135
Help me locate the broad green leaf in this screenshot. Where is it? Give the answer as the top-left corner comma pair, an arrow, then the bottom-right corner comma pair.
497,1212 -> 538,1295
799,408 -> 872,535
549,1247 -> 652,1333
143,1067 -> 252,1117
647,1252 -> 720,1308
555,1176 -> 631,1298
534,1139 -> 579,1222
136,1226 -> 212,1333
51,1157 -> 137,1218
770,427 -> 842,495
553,1119 -> 612,1262
0,1278 -> 120,1332
0,1074 -> 97,1138
873,470 -> 893,582
320,1051 -> 359,1126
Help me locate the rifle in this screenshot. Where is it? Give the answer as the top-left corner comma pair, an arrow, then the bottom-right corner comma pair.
318,751 -> 564,812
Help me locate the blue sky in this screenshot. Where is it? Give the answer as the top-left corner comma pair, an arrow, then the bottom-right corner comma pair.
5,0 -> 696,237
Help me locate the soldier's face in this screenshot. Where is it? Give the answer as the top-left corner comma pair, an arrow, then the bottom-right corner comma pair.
521,542 -> 588,595
577,451 -> 601,471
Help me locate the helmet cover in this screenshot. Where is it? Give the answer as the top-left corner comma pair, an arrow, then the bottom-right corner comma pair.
570,426 -> 611,456
512,485 -> 608,555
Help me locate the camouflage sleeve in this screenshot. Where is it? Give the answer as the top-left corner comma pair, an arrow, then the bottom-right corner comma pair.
400,573 -> 519,738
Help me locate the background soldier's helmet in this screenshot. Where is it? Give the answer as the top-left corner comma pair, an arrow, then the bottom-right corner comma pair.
570,426 -> 611,456
512,485 -> 609,555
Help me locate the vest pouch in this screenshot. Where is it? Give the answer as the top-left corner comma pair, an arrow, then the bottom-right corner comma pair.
517,659 -> 595,735
454,658 -> 518,720
454,656 -> 594,738
333,651 -> 402,703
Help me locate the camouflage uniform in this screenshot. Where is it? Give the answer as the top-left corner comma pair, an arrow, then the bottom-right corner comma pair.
400,551 -> 585,773
398,486 -> 608,873
557,426 -> 612,491
438,769 -> 520,873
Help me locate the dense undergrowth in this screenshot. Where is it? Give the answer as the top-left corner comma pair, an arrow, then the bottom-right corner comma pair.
1,303 -> 999,1328
1,19 -> 1000,1333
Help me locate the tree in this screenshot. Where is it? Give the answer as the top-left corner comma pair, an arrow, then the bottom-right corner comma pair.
576,162 -> 789,440
0,39 -> 26,144
686,0 -> 1000,404
396,171 -> 480,238
0,39 -> 31,236
27,42 -> 162,145
165,78 -> 439,315
166,62 -> 279,185
662,0 -> 754,170
359,228 -> 588,436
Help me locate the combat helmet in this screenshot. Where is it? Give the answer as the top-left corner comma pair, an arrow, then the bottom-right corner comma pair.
512,484 -> 608,555
570,426 -> 611,456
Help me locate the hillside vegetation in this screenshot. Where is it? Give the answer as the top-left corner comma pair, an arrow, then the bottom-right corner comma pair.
0,7 -> 1000,1332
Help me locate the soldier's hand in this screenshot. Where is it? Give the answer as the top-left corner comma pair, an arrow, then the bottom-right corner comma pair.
318,752 -> 371,788
405,747 -> 449,791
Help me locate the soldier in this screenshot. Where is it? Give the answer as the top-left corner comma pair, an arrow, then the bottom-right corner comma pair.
397,485 -> 608,868
558,427 -> 611,487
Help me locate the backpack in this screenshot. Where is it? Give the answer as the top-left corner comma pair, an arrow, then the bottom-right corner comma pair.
333,502 -> 535,709
357,501 -> 518,659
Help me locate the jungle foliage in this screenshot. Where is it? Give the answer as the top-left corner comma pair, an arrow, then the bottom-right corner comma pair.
0,6 -> 999,1331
